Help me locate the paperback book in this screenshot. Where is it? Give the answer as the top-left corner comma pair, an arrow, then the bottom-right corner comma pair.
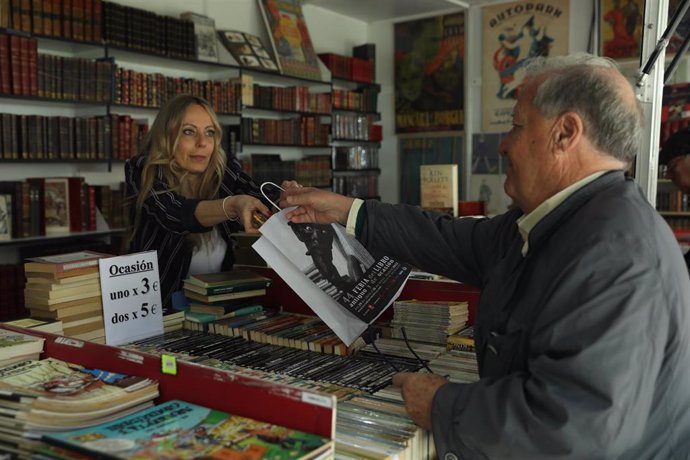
43,399 -> 333,459
253,208 -> 411,345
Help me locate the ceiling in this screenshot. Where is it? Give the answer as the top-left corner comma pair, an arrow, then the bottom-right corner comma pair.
302,0 -> 471,23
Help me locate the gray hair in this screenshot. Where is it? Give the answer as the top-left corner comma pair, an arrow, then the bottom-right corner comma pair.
523,52 -> 643,164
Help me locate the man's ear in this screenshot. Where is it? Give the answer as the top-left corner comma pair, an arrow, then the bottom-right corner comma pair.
552,111 -> 583,153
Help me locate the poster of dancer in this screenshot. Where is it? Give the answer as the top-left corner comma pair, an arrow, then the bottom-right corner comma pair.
600,0 -> 644,60
481,0 -> 569,132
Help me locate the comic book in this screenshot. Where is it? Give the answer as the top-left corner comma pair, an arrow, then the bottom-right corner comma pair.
43,399 -> 333,459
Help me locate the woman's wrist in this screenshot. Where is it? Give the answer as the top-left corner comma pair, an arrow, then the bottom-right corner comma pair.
221,196 -> 233,220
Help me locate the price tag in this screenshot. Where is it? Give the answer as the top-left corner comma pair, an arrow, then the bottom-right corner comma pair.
99,251 -> 163,346
161,355 -> 177,375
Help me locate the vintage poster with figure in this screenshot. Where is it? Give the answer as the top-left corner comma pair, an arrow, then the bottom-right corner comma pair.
481,1 -> 569,132
600,0 -> 644,60
394,13 -> 465,133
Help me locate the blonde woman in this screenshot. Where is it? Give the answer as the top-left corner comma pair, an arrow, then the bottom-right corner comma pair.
126,94 -> 297,308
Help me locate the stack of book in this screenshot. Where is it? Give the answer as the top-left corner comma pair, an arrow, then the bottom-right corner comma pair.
0,328 -> 45,368
40,399 -> 333,459
23,251 -> 110,343
427,349 -> 479,384
0,357 -> 159,457
182,270 -> 272,331
390,299 -> 469,345
163,310 -> 186,333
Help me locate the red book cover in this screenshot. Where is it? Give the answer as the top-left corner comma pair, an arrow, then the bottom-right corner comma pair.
18,36 -> 30,96
9,35 -> 22,95
61,0 -> 72,39
27,37 -> 37,96
0,34 -> 10,94
87,184 -> 96,231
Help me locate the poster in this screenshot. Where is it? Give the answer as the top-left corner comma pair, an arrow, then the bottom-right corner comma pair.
481,1 -> 569,132
470,174 -> 510,216
600,0 -> 644,60
394,13 -> 465,133
399,136 -> 462,206
257,0 -> 322,80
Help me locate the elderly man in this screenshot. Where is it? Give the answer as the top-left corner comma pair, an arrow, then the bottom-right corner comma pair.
281,53 -> 690,458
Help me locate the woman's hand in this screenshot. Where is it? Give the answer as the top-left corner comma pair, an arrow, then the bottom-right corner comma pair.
223,195 -> 271,233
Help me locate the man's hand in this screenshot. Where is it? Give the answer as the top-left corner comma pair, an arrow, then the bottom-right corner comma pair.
281,188 -> 355,226
392,372 -> 449,431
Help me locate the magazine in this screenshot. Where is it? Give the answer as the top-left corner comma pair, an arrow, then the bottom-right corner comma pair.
253,208 -> 411,345
43,399 -> 333,459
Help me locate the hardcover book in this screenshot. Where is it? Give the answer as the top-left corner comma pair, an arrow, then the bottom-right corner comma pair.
43,399 -> 333,459
257,0 -> 322,80
218,29 -> 280,72
253,208 -> 411,346
24,250 -> 110,276
43,178 -> 70,234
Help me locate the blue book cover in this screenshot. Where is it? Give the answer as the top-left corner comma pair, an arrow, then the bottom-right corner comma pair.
43,399 -> 332,459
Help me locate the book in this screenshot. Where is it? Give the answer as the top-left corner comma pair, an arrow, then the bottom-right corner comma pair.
180,11 -> 219,62
43,177 -> 70,234
253,208 -> 411,346
184,288 -> 268,304
420,164 -> 459,217
0,358 -> 159,429
257,0 -> 322,80
0,193 -> 10,241
218,29 -> 280,72
42,399 -> 333,459
2,317 -> 63,335
183,270 -> 272,295
0,328 -> 44,362
24,251 -> 110,277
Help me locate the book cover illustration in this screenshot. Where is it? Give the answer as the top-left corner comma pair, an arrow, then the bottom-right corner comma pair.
0,358 -> 158,414
218,30 -> 280,72
0,193 -> 11,241
0,328 -> 44,360
599,0 -> 643,60
420,164 -> 459,217
44,178 -> 70,234
253,208 -> 411,345
43,399 -> 332,459
180,12 -> 220,62
394,12 -> 465,133
257,0 -> 322,80
481,0 -> 569,132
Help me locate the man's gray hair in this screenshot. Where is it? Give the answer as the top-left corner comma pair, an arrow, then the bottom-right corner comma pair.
524,52 -> 643,164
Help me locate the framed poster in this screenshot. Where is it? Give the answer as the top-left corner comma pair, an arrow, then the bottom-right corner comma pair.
394,13 -> 465,134
399,135 -> 463,206
600,0 -> 644,60
481,0 -> 569,133
257,0 -> 322,80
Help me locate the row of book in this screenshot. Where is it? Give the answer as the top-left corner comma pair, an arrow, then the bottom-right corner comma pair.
332,86 -> 379,113
113,66 -> 243,115
0,112 -> 147,161
334,145 -> 380,170
0,33 -> 112,101
657,189 -> 690,213
332,113 -> 377,141
250,84 -> 331,114
242,154 -> 333,189
332,174 -> 379,199
2,0 -> 103,42
0,178 -> 128,239
241,117 -> 330,147
319,52 -> 374,83
103,1 -> 196,59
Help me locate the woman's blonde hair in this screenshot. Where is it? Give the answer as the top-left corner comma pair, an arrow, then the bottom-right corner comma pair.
133,94 -> 226,248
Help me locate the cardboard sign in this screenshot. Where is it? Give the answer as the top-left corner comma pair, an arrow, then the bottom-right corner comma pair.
99,251 -> 163,346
